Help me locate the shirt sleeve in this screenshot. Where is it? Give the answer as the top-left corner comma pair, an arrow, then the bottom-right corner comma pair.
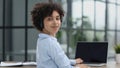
48,40 -> 74,68
70,59 -> 76,65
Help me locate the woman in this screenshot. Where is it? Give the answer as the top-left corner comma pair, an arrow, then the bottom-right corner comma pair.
31,2 -> 88,68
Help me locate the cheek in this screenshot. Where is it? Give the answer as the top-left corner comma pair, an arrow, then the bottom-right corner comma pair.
43,22 -> 48,29
59,22 -> 62,27
43,21 -> 50,27
58,21 -> 61,25
44,24 -> 49,29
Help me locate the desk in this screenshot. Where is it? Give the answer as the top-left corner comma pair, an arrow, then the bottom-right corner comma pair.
91,62 -> 120,68
0,66 -> 35,68
0,62 -> 120,68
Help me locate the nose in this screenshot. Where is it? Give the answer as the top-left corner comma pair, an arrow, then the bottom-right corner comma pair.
53,19 -> 58,24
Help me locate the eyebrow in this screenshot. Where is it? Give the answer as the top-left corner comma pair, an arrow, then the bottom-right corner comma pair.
56,16 -> 60,17
48,15 -> 60,18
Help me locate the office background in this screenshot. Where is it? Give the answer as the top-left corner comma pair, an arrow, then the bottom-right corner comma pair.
0,0 -> 120,61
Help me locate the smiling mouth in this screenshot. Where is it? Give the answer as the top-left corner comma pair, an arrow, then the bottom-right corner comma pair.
52,26 -> 59,28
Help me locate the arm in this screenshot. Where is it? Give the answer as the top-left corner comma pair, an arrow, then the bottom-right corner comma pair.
48,40 -> 74,68
70,59 -> 76,65
48,39 -> 88,68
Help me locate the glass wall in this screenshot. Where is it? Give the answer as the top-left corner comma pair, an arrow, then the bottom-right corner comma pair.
0,0 -> 63,61
60,0 -> 120,59
0,0 -> 120,61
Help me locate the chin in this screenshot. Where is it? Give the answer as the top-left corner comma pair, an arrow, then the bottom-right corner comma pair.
53,32 -> 58,34
52,31 -> 58,34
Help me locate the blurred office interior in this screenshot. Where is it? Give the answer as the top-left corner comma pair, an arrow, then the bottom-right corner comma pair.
0,0 -> 120,61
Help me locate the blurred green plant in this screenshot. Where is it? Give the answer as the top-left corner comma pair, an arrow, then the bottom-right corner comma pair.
114,44 -> 120,54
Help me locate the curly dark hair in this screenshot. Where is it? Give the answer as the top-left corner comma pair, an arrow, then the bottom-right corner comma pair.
31,2 -> 64,31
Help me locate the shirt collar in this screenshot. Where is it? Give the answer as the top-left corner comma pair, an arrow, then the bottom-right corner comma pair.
38,33 -> 57,41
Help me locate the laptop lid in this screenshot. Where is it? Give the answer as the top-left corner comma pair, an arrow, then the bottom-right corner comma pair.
75,41 -> 108,64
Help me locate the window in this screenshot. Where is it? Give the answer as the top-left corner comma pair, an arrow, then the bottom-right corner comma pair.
0,0 -> 120,61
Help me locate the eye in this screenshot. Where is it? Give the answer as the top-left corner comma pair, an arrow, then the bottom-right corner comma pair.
56,17 -> 60,20
47,17 -> 53,21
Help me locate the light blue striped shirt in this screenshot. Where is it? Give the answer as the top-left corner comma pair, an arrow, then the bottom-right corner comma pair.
36,33 -> 76,68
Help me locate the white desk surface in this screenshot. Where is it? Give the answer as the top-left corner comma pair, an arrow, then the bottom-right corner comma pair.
0,61 -> 120,68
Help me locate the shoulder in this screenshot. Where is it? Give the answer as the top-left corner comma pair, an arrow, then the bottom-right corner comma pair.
37,36 -> 58,48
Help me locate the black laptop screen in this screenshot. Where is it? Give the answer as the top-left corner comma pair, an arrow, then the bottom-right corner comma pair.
75,41 -> 108,63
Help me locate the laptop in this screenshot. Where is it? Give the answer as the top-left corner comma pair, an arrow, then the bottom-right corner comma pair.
75,41 -> 108,66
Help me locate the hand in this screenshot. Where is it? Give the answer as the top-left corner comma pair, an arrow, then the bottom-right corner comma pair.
75,64 -> 89,68
76,58 -> 83,64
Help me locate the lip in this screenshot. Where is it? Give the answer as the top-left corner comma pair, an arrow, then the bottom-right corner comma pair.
51,26 -> 59,28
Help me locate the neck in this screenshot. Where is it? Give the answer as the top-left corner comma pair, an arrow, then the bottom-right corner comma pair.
40,30 -> 56,37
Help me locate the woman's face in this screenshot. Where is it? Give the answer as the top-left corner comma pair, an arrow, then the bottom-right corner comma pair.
42,10 -> 61,36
